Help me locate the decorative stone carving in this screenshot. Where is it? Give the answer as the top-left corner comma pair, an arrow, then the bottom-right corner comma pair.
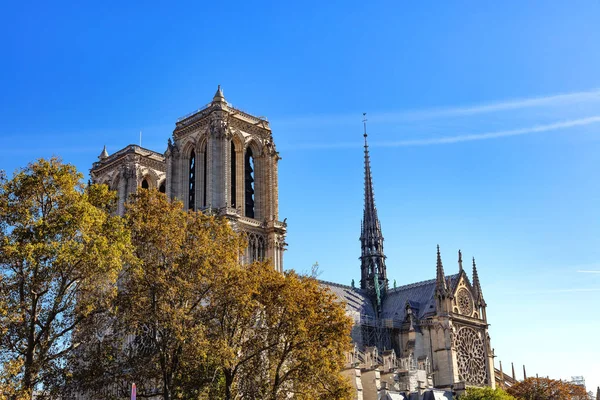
457,287 -> 474,316
455,326 -> 487,385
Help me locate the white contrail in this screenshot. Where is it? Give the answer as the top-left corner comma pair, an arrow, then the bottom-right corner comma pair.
287,116 -> 600,150
274,88 -> 600,126
508,288 -> 600,295
379,116 -> 600,147
379,88 -> 600,120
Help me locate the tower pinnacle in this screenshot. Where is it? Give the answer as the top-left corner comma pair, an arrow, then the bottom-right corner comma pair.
212,85 -> 226,103
360,113 -> 388,310
472,257 -> 486,306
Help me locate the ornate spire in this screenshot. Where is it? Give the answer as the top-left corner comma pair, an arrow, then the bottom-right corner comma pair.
99,145 -> 109,160
212,85 -> 226,103
435,245 -> 449,296
458,249 -> 463,272
359,113 -> 388,309
472,257 -> 486,306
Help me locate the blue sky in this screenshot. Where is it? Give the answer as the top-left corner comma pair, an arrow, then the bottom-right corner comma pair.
1,0 -> 599,392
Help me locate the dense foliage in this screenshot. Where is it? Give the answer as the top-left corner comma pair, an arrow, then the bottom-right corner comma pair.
507,377 -> 590,400
460,387 -> 516,400
0,162 -> 354,400
0,159 -> 130,398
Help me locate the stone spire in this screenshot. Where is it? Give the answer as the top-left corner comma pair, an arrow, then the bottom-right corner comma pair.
99,145 -> 109,160
435,245 -> 449,297
458,249 -> 463,272
512,362 -> 516,380
472,257 -> 486,307
212,85 -> 226,103
359,113 -> 388,309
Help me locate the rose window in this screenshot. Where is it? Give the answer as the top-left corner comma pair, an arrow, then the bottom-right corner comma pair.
457,288 -> 474,316
455,326 -> 487,385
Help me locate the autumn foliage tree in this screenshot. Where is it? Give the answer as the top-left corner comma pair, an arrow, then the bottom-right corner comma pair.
73,188 -> 353,400
460,387 -> 516,400
507,377 -> 590,400
72,188 -> 243,400
0,158 -> 130,398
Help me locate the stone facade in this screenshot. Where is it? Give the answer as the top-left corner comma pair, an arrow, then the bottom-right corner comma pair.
90,87 -> 287,271
90,88 -> 493,395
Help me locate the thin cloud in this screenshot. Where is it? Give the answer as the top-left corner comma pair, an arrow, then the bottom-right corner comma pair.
511,288 -> 600,295
274,88 -> 600,126
380,116 -> 600,147
286,116 -> 600,150
378,88 -> 600,121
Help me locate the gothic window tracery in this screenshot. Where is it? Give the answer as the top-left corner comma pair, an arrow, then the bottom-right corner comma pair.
189,149 -> 196,210
457,288 -> 474,316
246,232 -> 266,263
455,326 -> 487,386
231,140 -> 236,208
202,142 -> 207,207
245,147 -> 255,218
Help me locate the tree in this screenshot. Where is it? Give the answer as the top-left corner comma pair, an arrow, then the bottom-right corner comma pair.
203,262 -> 353,400
507,377 -> 590,400
72,188 -> 245,400
0,158 -> 130,398
460,387 -> 516,400
71,188 -> 353,400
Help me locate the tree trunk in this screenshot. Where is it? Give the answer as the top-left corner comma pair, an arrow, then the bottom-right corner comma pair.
224,369 -> 234,400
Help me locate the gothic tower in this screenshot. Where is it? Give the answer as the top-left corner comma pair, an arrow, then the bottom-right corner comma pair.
165,87 -> 287,271
359,116 -> 388,312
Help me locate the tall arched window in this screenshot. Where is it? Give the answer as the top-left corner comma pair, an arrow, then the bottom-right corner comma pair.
230,141 -> 236,208
141,178 -> 149,189
202,142 -> 207,207
189,150 -> 196,210
244,148 -> 255,218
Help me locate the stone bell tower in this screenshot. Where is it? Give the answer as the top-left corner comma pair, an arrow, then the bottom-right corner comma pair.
165,86 -> 287,271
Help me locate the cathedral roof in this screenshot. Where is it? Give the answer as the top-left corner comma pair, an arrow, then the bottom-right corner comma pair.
321,274 -> 460,323
382,274 -> 459,321
319,280 -> 376,319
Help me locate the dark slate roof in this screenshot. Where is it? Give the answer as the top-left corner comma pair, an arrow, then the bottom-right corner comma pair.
382,274 -> 459,322
320,274 -> 460,325
319,280 -> 376,319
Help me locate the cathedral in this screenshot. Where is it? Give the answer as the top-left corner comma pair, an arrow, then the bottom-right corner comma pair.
90,87 -> 495,398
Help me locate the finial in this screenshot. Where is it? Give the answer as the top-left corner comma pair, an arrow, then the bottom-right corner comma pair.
212,85 -> 226,103
458,249 -> 463,272
363,112 -> 369,146
99,145 -> 109,160
472,257 -> 476,268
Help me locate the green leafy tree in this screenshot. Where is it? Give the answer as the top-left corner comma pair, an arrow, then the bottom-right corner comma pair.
507,377 -> 590,400
460,387 -> 516,400
0,158 -> 130,398
72,188 -> 244,400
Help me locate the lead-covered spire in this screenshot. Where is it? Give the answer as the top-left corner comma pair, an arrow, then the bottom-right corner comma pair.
359,114 -> 388,309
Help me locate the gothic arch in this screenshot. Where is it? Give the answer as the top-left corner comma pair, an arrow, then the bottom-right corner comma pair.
180,141 -> 196,210
243,139 -> 263,219
230,132 -> 244,209
138,168 -> 160,189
